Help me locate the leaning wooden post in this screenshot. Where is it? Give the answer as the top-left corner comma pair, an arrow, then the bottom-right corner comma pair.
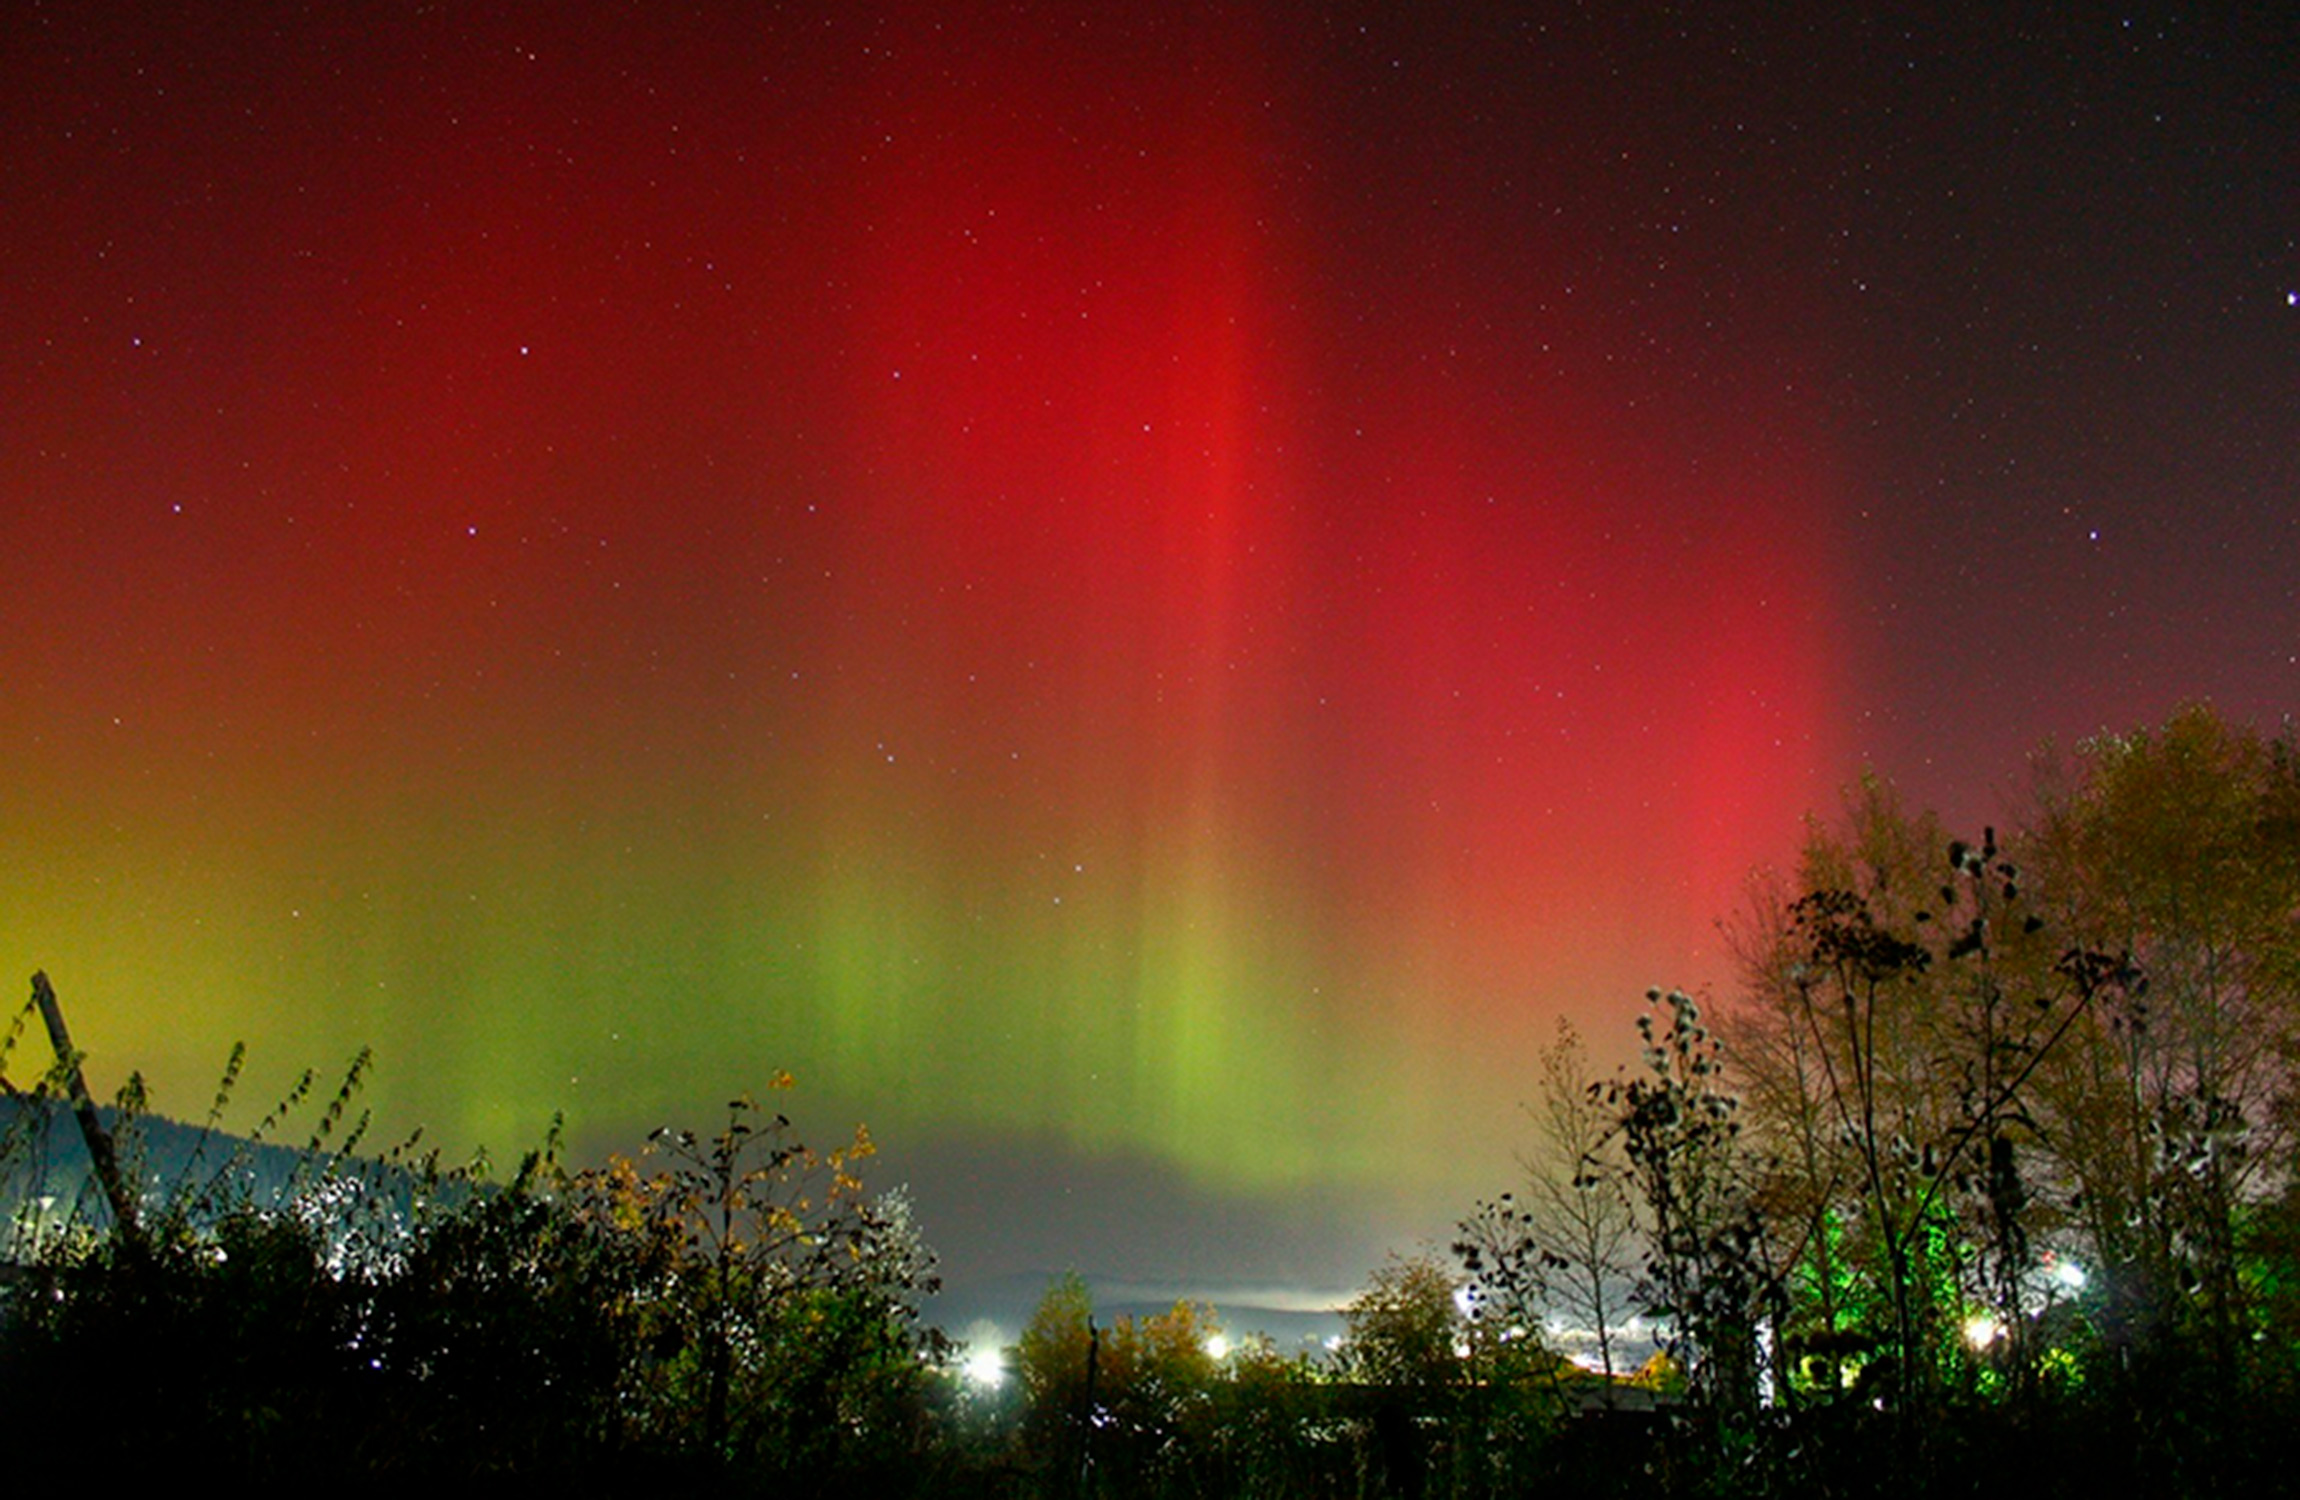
31,971 -> 144,1250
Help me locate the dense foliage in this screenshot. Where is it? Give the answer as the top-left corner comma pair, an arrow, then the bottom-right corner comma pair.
0,1063 -> 947,1490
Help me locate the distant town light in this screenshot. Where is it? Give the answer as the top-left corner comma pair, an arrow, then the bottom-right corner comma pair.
963,1347 -> 1006,1388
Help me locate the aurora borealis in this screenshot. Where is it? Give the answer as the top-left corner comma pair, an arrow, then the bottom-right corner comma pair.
3,3 -> 2293,1297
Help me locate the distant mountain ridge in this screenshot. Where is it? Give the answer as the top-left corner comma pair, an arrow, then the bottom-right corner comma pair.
0,1092 -> 458,1248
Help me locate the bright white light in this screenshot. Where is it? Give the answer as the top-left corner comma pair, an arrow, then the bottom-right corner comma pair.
963,1348 -> 1006,1388
1963,1314 -> 2003,1349
1204,1334 -> 1230,1361
2051,1257 -> 2087,1290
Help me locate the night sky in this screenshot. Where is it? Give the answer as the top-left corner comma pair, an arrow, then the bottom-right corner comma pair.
3,2 -> 2294,1315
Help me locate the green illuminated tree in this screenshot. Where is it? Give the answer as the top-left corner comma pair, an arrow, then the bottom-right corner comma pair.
2023,706 -> 2300,1375
1730,782 -> 2105,1411
1727,708 -> 2300,1422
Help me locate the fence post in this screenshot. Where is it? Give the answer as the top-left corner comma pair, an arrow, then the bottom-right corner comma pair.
31,971 -> 144,1252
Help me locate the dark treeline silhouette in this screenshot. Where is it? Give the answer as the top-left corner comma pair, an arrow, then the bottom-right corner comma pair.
1457,704 -> 2300,1497
4,703 -> 2296,1496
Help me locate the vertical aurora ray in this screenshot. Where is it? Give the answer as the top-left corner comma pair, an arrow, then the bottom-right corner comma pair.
793,6 -> 1365,1182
